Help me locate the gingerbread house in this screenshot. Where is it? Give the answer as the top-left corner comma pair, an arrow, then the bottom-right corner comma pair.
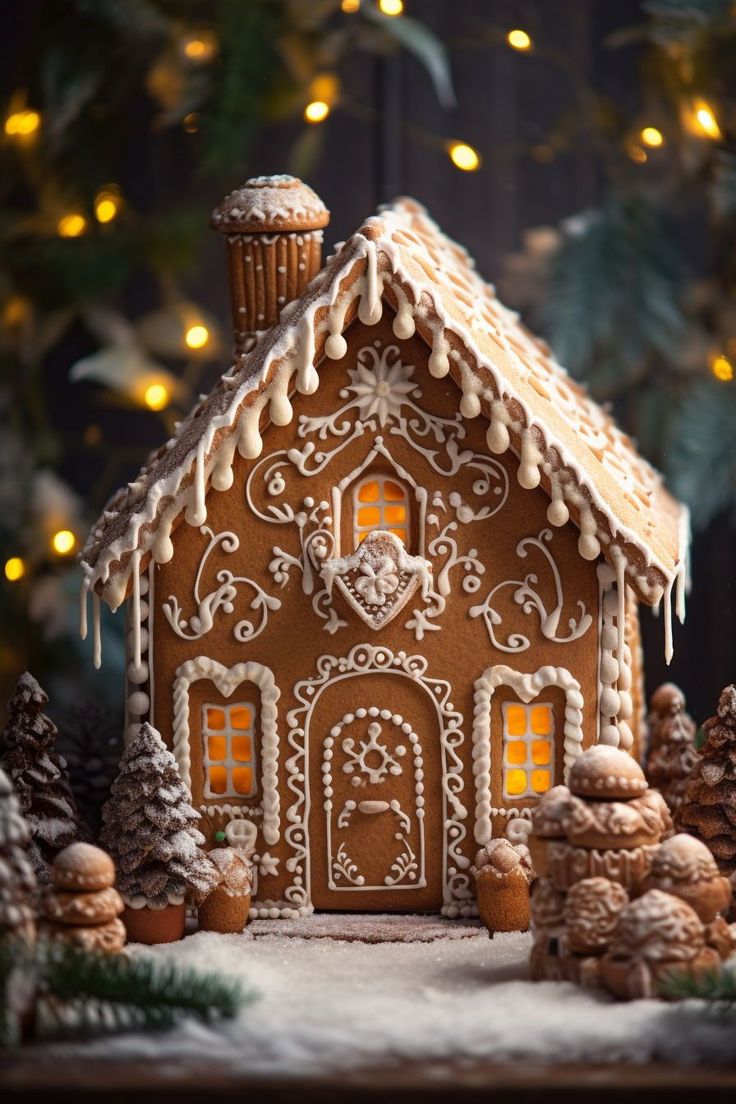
79,176 -> 689,920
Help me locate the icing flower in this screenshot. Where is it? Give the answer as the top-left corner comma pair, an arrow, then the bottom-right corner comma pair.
346,349 -> 416,426
354,556 -> 399,606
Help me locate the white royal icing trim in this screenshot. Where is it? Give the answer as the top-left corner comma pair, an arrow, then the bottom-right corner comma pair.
471,664 -> 584,846
172,656 -> 281,845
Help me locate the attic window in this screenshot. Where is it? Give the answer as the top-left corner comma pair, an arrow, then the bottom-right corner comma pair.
202,702 -> 257,799
352,475 -> 409,549
502,701 -> 554,799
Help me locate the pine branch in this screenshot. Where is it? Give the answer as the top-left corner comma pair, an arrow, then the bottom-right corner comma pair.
659,965 -> 736,1006
38,942 -> 247,1036
668,380 -> 736,526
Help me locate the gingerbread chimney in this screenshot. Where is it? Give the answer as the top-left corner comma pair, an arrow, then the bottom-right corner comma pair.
210,175 -> 329,357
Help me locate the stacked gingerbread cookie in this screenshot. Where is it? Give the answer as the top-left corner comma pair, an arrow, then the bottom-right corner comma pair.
600,834 -> 734,998
529,746 -> 671,984
40,842 -> 125,954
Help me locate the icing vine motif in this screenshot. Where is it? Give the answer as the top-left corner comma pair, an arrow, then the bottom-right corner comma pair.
469,528 -> 593,653
163,526 -> 281,642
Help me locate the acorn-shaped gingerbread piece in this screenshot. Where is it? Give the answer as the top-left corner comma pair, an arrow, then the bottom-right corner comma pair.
198,847 -> 253,934
41,843 -> 125,955
472,838 -> 534,934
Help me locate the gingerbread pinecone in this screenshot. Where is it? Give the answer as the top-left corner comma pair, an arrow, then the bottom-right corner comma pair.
529,746 -> 670,987
40,843 -> 125,954
644,683 -> 698,815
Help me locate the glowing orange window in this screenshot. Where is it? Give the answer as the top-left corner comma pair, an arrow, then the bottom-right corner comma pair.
202,701 -> 257,799
353,475 -> 409,548
502,701 -> 554,800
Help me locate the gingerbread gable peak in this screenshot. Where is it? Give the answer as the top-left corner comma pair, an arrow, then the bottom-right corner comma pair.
80,196 -> 689,650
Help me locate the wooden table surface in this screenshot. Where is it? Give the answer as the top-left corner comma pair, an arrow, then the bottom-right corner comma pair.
4,1057 -> 736,1103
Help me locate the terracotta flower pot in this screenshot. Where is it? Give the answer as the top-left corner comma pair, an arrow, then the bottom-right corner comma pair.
476,870 -> 530,934
198,888 -> 251,934
122,902 -> 186,945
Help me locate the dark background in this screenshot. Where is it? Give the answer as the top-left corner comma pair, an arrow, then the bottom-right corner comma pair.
1,0 -> 733,727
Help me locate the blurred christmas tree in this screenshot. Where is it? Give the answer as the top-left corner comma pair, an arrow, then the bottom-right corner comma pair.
0,0 -> 451,709
499,0 -> 736,526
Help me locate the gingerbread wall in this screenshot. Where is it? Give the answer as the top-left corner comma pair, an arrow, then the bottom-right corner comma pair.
147,309 -> 608,917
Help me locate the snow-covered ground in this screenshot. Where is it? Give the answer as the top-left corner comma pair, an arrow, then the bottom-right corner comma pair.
34,924 -> 736,1074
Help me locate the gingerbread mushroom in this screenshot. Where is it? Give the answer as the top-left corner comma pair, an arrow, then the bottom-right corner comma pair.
600,889 -> 721,1000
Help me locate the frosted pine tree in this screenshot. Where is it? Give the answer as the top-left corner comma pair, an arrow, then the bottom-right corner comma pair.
644,683 -> 698,814
0,768 -> 37,943
100,724 -> 217,909
677,685 -> 736,906
0,673 -> 82,882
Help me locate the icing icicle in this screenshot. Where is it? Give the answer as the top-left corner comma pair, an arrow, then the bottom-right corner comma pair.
358,242 -> 382,326
238,403 -> 263,459
518,429 -> 542,489
676,561 -> 687,624
131,550 -> 142,670
663,576 -> 674,666
185,439 -> 207,527
79,576 -> 89,640
92,592 -> 102,670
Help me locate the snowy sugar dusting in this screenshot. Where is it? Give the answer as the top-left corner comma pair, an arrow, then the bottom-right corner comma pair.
26,928 -> 736,1074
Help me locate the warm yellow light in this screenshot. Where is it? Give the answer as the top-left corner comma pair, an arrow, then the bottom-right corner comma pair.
693,100 -> 721,140
309,73 -> 340,106
185,323 -> 209,349
94,195 -> 119,224
4,557 -> 25,582
378,0 -> 403,14
341,0 -> 360,10
448,141 -> 481,172
182,32 -> 217,62
711,354 -> 734,382
507,28 -> 532,51
183,112 -> 200,133
57,214 -> 87,238
5,109 -> 41,137
3,295 -> 30,327
304,100 -> 330,124
628,144 -> 648,164
51,529 -> 76,556
640,126 -> 664,148
144,381 -> 170,410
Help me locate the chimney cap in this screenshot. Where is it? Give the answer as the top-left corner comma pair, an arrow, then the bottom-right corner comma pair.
210,175 -> 329,234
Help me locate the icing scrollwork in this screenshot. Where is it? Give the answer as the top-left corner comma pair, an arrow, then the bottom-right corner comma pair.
162,526 -> 281,642
469,527 -> 593,653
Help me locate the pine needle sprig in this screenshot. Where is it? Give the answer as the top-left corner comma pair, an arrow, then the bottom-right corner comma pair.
37,942 -> 248,1036
659,966 -> 736,1008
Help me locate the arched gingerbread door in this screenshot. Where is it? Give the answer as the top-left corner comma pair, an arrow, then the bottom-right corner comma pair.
305,661 -> 447,912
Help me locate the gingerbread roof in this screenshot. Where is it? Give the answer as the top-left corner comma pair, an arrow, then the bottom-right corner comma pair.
80,198 -> 689,635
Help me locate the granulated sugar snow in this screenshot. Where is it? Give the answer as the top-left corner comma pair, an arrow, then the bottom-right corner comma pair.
33,927 -> 736,1075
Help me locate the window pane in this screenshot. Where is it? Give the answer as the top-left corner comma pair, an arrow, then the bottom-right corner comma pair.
205,707 -> 226,731
384,480 -> 405,501
384,504 -> 406,524
505,768 -> 527,796
233,767 -> 253,795
230,705 -> 253,731
207,735 -> 227,762
232,734 -> 253,762
531,706 -> 552,736
208,765 -> 227,794
358,480 -> 379,503
532,739 -> 552,765
531,769 -> 551,794
505,740 -> 527,765
357,505 -> 381,528
505,705 -> 526,736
